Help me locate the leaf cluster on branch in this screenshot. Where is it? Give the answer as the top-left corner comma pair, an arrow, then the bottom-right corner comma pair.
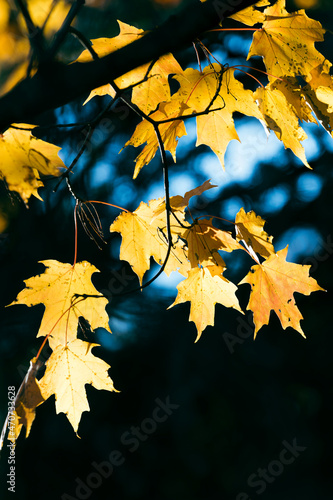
0,0 -> 331,445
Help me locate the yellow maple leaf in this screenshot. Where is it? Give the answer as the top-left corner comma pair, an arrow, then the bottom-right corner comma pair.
173,65 -> 263,168
271,79 -> 317,125
8,261 -> 110,350
110,197 -> 190,285
303,62 -> 333,135
152,179 -> 217,217
0,126 -> 66,205
230,0 -> 270,26
132,54 -> 184,115
247,0 -> 326,80
76,21 -> 183,113
169,267 -> 243,341
184,218 -> 242,269
39,339 -> 117,433
126,64 -> 263,174
254,84 -> 310,168
239,246 -> 325,337
124,100 -> 188,178
235,207 -> 275,259
76,21 -> 146,104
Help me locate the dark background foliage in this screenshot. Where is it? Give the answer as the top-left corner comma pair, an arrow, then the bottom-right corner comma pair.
0,1 -> 332,499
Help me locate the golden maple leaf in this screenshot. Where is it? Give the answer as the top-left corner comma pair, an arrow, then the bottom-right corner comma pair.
172,65 -> 263,169
75,21 -> 145,102
0,126 -> 66,205
303,62 -> 333,135
39,339 -> 117,433
184,218 -> 242,269
247,0 -> 326,80
239,246 -> 325,337
110,197 -> 190,285
110,181 -> 226,284
152,179 -> 217,217
271,79 -> 317,125
126,64 -> 263,175
254,84 -> 310,168
76,20 -> 183,113
8,261 -> 110,349
235,208 -> 275,259
230,0 -> 270,26
124,100 -> 188,178
169,266 -> 243,341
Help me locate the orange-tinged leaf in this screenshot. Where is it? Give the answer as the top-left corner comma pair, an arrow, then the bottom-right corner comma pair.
169,267 -> 243,341
110,198 -> 190,285
235,208 -> 275,259
0,126 -> 66,204
254,84 -> 310,168
8,261 -> 110,350
239,246 -> 325,337
39,339 -> 117,433
247,0 -> 325,80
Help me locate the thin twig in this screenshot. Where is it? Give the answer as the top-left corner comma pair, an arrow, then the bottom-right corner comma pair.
69,26 -> 99,61
46,0 -> 85,60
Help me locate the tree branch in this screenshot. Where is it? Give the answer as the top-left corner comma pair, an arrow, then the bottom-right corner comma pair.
0,0 -> 258,132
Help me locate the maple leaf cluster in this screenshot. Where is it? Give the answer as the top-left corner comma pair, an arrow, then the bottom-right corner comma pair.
0,0 -> 330,444
110,180 -> 324,340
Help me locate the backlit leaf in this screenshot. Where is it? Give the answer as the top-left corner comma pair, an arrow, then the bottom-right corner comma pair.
173,65 -> 263,168
110,198 -> 190,285
239,246 -> 325,336
254,84 -> 310,168
8,261 -> 110,349
77,21 -> 183,113
0,126 -> 66,204
230,0 -> 270,26
235,208 -> 275,259
247,0 -> 326,80
169,267 -> 243,341
39,340 -> 117,433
